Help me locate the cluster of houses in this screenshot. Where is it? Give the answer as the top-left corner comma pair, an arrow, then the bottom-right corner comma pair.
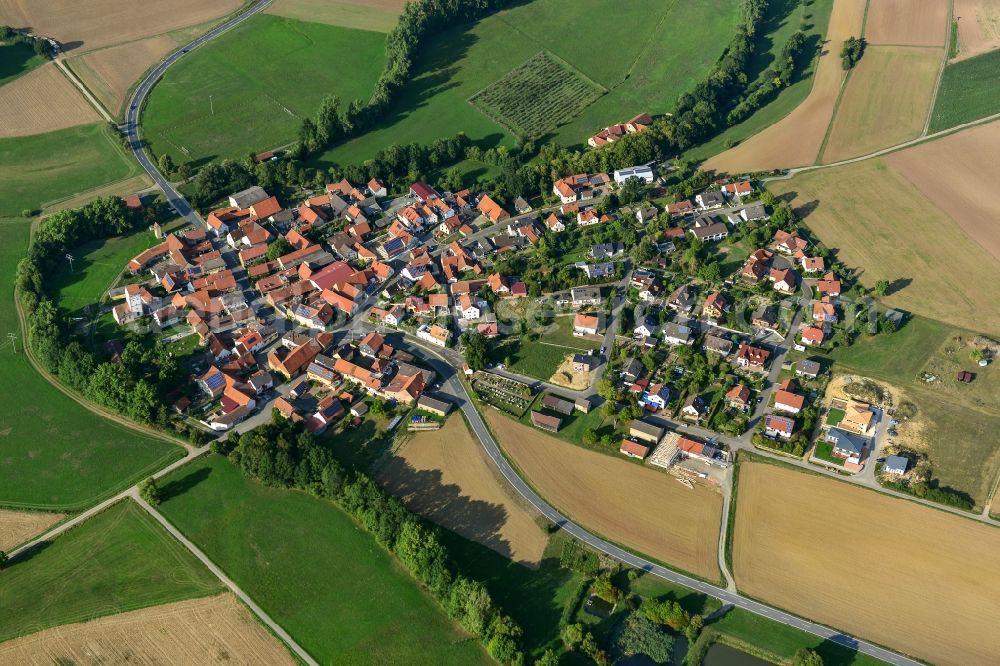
587,113 -> 654,147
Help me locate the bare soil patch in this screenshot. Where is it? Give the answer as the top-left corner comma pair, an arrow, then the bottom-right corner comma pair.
0,62 -> 98,137
485,409 -> 722,581
822,46 -> 941,162
68,36 -> 177,116
734,462 -> 1000,666
954,0 -> 1000,60
770,158 -> 1000,333
704,0 -> 866,173
0,509 -> 63,551
267,0 -> 406,32
0,0 -> 242,54
379,415 -> 548,566
549,356 -> 593,391
886,120 -> 1000,262
0,593 -> 296,665
865,0 -> 948,47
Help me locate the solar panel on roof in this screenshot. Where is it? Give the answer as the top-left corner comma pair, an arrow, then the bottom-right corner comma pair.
205,373 -> 225,389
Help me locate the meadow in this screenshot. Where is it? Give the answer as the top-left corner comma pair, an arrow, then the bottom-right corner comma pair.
732,461 -> 1000,666
0,41 -> 47,87
142,14 -> 387,165
315,0 -> 740,167
157,455 -> 493,665
0,221 -> 183,510
0,500 -> 223,643
929,48 -> 1000,130
0,123 -> 141,215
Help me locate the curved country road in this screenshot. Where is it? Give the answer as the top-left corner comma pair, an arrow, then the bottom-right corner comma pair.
108,6 -> 921,664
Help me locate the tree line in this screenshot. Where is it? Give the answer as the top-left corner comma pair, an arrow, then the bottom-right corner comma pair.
0,26 -> 51,58
15,197 -> 204,441
222,413 -> 528,664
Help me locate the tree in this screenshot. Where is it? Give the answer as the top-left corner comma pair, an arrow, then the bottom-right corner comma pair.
793,648 -> 825,666
874,279 -> 889,297
614,612 -> 674,664
561,622 -> 584,650
266,236 -> 293,262
158,153 -> 175,176
534,649 -> 559,666
591,573 -> 623,605
370,398 -> 386,417
683,613 -> 704,642
840,36 -> 865,70
0,550 -> 7,569
138,477 -> 160,506
463,332 -> 489,371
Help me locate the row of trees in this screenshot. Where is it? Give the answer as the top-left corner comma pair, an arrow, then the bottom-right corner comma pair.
0,25 -> 50,57
840,36 -> 865,70
226,415 -> 527,664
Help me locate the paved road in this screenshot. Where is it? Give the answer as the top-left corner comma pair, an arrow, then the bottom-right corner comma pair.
131,490 -> 320,666
124,0 -> 275,230
374,329 -> 921,666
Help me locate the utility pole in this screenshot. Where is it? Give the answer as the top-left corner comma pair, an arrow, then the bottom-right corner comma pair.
65,253 -> 74,271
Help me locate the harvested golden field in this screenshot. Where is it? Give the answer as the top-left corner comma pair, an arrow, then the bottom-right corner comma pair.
485,409 -> 722,581
770,158 -> 1000,333
821,46 -> 942,162
733,462 -> 1000,666
0,510 -> 63,551
41,174 -> 152,214
68,36 -> 177,116
0,0 -> 243,54
0,593 -> 296,665
268,0 -> 406,32
704,0 -> 866,172
954,0 -> 1000,60
0,63 -> 97,137
379,415 -> 548,566
886,120 -> 1000,261
865,0 -> 948,47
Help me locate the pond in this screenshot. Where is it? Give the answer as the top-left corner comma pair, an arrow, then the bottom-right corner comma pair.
702,643 -> 772,666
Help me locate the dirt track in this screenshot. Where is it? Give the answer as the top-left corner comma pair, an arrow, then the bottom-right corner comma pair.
379,415 -> 548,566
0,0 -> 242,54
0,593 -> 296,665
0,509 -> 63,551
703,0 -> 866,172
865,0 -> 948,47
485,410 -> 722,581
0,63 -> 98,137
886,119 -> 1000,262
733,462 -> 1000,666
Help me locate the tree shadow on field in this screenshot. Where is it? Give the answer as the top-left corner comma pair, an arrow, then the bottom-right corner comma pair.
7,538 -> 53,567
158,466 -> 212,502
885,277 -> 911,296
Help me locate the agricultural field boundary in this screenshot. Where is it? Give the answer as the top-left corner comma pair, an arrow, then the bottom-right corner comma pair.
921,0 -> 956,135
54,58 -> 113,122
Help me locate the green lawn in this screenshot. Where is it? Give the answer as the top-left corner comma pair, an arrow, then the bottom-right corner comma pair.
49,228 -> 162,316
0,221 -> 183,510
314,0 -> 741,167
0,41 -> 48,87
502,339 -> 570,381
0,124 -> 142,216
142,15 -> 387,165
825,408 -> 845,426
827,316 -> 951,385
686,0 -> 836,162
157,455 -> 492,665
929,49 -> 1000,132
812,441 -> 845,466
0,500 -> 222,642
538,316 -> 595,350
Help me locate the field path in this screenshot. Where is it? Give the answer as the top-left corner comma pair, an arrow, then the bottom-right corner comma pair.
54,58 -> 113,122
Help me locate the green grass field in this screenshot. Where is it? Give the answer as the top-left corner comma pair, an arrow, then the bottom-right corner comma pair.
142,14 -> 387,165
157,455 -> 492,664
828,316 -> 951,385
0,42 -> 48,87
0,221 -> 183,510
0,500 -> 222,642
469,51 -> 606,139
686,0 -> 835,162
929,49 -> 1000,132
0,124 -> 142,216
314,0 -> 740,167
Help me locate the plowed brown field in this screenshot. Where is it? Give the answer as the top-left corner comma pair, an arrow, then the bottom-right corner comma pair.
886,119 -> 1000,261
0,510 -> 63,551
954,0 -> 1000,60
0,593 -> 296,665
703,0 -> 866,173
0,0 -> 242,54
865,0 -> 948,47
69,36 -> 177,116
733,462 -> 1000,666
0,63 -> 98,137
380,415 -> 548,566
485,409 -> 722,581
821,46 -> 941,162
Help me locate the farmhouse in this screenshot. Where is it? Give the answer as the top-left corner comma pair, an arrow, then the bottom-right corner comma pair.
666,200 -> 694,216
796,359 -> 821,379
531,411 -> 562,432
574,313 -> 601,336
695,191 -> 725,210
773,380 -> 805,414
588,113 -> 652,147
703,334 -> 734,357
816,271 -> 842,297
477,195 -> 510,223
552,173 -> 609,203
629,419 -> 664,444
640,383 -> 671,411
773,229 -> 808,255
417,324 -> 451,347
702,292 -> 728,320
663,323 -> 693,346
726,384 -> 751,410
681,395 -> 708,420
769,267 -> 800,295
619,439 -> 652,459
764,414 -> 795,440
666,284 -> 694,312
734,344 -> 770,372
721,180 -> 752,198
739,202 -> 768,222
801,325 -> 826,346
741,249 -> 773,283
